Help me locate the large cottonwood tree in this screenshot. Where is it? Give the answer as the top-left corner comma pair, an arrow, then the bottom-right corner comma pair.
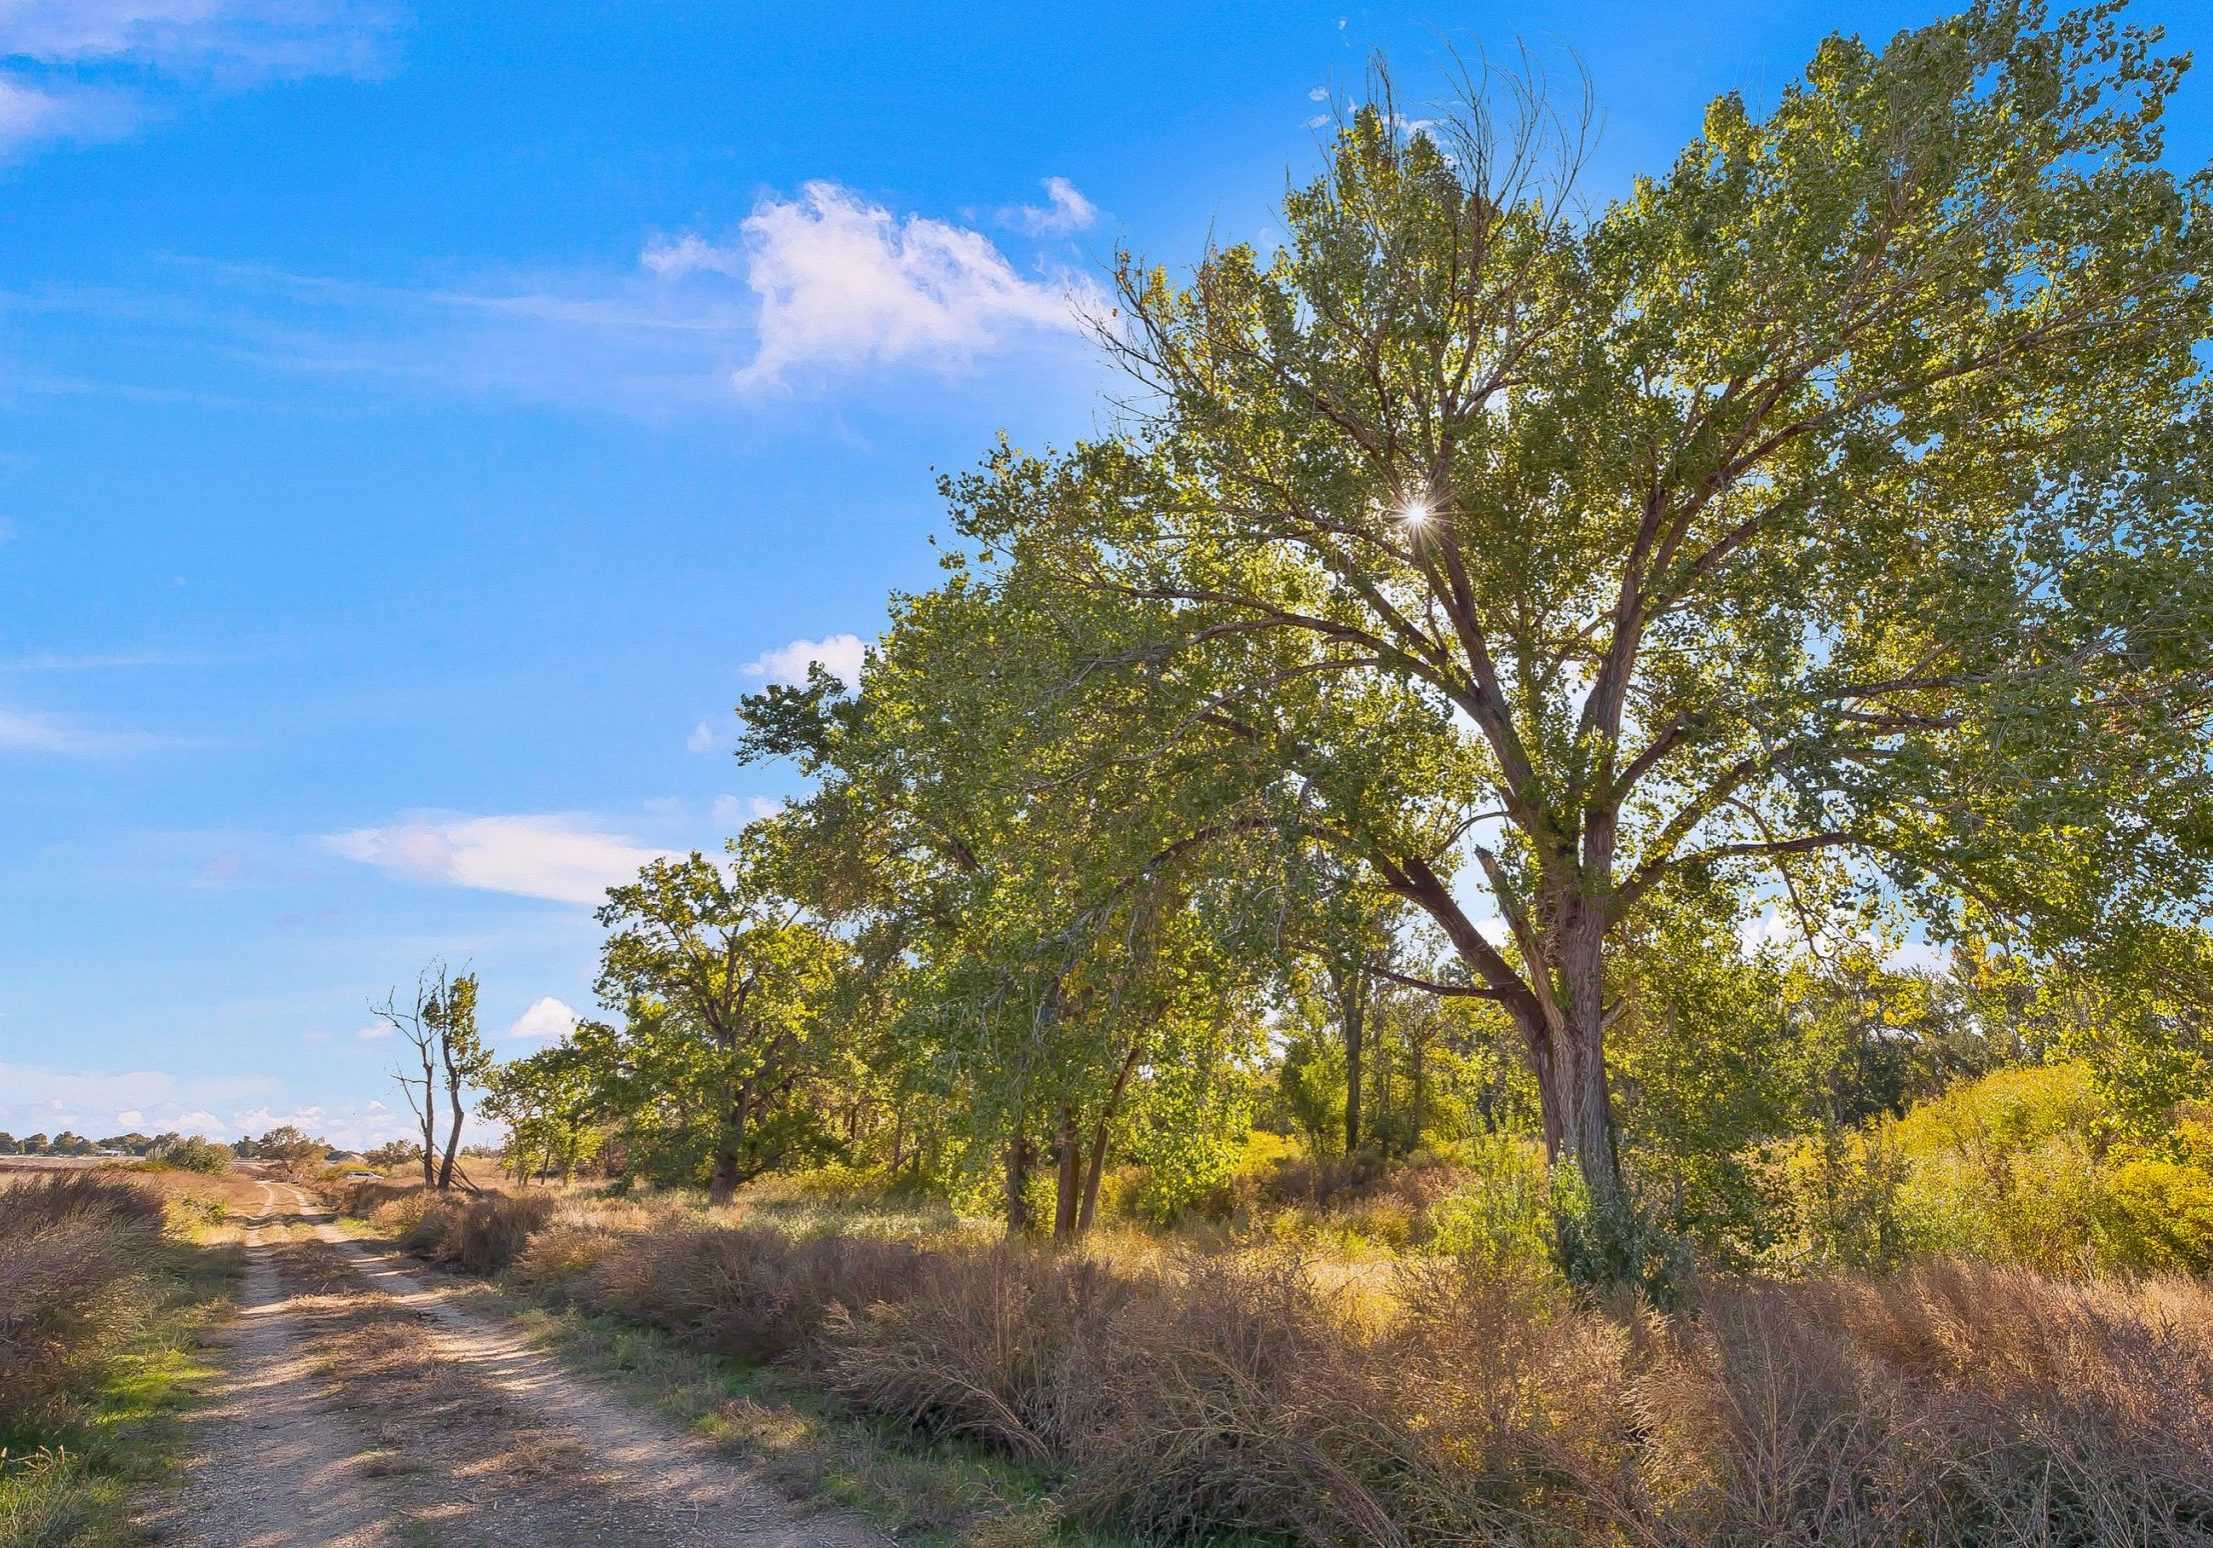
951,3 -> 2213,1209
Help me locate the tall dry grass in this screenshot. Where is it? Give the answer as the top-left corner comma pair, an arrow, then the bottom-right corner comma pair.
375,1182 -> 2213,1547
0,1173 -> 166,1434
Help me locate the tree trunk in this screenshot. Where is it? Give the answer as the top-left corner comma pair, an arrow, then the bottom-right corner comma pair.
1052,1103 -> 1081,1241
1532,915 -> 1623,1208
1336,960 -> 1365,1155
1410,1032 -> 1426,1149
1076,1043 -> 1142,1236
708,1097 -> 746,1206
437,1076 -> 465,1192
417,1075 -> 437,1190
1004,1131 -> 1034,1237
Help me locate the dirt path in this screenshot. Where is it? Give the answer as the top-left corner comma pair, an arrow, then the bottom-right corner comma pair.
139,1181 -> 409,1547
141,1181 -> 887,1548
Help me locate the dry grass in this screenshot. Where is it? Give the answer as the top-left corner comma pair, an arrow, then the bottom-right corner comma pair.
582,1224 -> 935,1364
0,1173 -> 166,1432
357,1177 -> 2213,1546
0,1169 -> 238,1548
1636,1263 -> 2213,1545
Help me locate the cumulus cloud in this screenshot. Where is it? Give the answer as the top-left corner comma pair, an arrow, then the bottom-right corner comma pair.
0,1062 -> 276,1139
0,0 -> 395,156
1001,176 -> 1098,237
326,811 -> 673,905
645,181 -> 1101,391
505,996 -> 578,1042
741,632 -> 866,689
686,718 -> 718,754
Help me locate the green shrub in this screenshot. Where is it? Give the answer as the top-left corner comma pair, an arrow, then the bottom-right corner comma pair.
1424,1130 -> 1553,1271
143,1136 -> 232,1175
1779,1064 -> 2213,1275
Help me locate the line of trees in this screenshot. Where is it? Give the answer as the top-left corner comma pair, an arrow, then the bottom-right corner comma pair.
481,5 -> 2213,1263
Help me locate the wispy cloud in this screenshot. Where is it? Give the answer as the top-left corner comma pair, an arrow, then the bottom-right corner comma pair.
648,181 -> 1104,391
0,646 -> 224,670
0,1 -> 398,156
0,1061 -> 275,1134
326,811 -> 673,905
741,632 -> 866,688
999,176 -> 1099,237
16,177 -> 1105,413
0,706 -> 180,754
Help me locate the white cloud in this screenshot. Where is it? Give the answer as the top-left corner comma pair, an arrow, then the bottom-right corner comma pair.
0,1063 -> 276,1139
0,706 -> 177,754
1001,176 -> 1098,237
1886,940 -> 1949,974
0,1 -> 394,156
686,718 -> 718,754
0,76 -> 134,153
326,811 -> 672,905
355,1022 -> 391,1040
742,632 -> 865,688
0,0 -> 390,70
644,181 -> 1102,391
505,996 -> 578,1042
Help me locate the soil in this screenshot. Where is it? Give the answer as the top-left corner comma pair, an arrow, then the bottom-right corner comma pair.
136,1181 -> 889,1548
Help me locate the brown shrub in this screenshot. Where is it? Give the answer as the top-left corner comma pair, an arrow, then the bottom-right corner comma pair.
1260,1152 -> 1469,1212
387,1190 -> 555,1275
448,1192 -> 557,1275
826,1249 -> 1130,1459
508,1216 -> 623,1295
337,1176 -> 421,1220
581,1224 -> 933,1364
0,1174 -> 166,1431
1060,1253 -> 1407,1542
1637,1264 -> 2213,1546
395,1192 -> 461,1256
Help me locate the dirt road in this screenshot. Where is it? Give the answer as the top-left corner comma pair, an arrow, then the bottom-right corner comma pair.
140,1181 -> 887,1548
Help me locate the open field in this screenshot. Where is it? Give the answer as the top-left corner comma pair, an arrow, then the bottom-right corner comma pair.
0,1156 -> 120,1172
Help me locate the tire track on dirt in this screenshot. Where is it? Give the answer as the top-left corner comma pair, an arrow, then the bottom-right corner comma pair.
142,1181 -> 887,1547
266,1182 -> 888,1548
142,1180 -> 404,1547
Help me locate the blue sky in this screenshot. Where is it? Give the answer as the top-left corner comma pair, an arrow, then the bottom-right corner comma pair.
4,0 -> 2209,1149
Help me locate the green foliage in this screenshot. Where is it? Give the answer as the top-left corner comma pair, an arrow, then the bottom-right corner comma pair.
455,9 -> 2213,1287
1424,1130 -> 1555,1272
592,839 -> 846,1198
1275,1034 -> 1345,1159
143,1136 -> 231,1175
1778,1061 -> 2213,1273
